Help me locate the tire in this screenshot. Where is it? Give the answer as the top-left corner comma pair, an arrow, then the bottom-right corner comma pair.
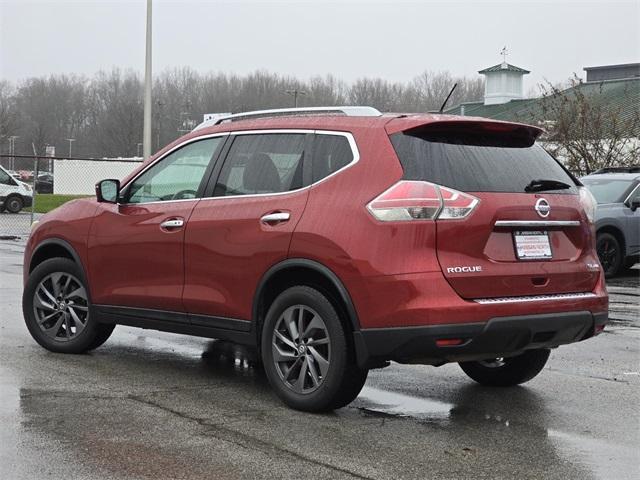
596,232 -> 623,278
261,286 -> 368,412
5,195 -> 24,213
22,257 -> 115,353
459,349 -> 551,387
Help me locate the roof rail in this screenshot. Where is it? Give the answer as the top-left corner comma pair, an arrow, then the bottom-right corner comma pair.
193,106 -> 382,131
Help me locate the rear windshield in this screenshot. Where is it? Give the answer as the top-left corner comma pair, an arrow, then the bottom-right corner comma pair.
390,130 -> 578,193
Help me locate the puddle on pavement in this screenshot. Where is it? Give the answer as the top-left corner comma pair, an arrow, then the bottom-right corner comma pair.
0,377 -> 22,476
355,386 -> 453,420
127,333 -> 208,359
122,332 -> 261,376
548,429 -> 639,480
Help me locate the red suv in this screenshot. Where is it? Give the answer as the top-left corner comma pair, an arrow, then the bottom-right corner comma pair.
22,107 -> 608,411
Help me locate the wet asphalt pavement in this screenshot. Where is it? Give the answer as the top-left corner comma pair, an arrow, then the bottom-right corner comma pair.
0,239 -> 638,480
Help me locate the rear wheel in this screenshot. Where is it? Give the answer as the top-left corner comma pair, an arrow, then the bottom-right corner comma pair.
596,232 -> 623,278
23,257 -> 115,353
261,286 -> 368,412
5,195 -> 24,213
459,349 -> 550,387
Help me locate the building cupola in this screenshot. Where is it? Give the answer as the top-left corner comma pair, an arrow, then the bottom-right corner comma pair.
479,49 -> 530,105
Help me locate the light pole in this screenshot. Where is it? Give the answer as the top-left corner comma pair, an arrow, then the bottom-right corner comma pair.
285,89 -> 307,108
65,138 -> 75,158
8,135 -> 19,170
143,0 -> 153,160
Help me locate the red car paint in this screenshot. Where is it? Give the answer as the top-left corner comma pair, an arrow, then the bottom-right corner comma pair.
24,113 -> 608,358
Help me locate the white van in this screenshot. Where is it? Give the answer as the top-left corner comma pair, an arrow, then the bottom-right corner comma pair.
0,165 -> 33,213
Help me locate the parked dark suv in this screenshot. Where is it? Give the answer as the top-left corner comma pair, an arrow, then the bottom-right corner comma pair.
23,107 -> 608,411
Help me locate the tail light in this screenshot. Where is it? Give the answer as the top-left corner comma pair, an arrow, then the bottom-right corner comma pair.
579,186 -> 597,224
367,181 -> 479,222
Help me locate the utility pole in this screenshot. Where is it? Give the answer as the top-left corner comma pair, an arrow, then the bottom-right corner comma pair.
285,89 -> 307,108
143,0 -> 153,160
65,138 -> 75,158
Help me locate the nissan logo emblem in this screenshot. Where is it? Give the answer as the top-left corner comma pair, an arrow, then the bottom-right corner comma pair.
535,198 -> 551,218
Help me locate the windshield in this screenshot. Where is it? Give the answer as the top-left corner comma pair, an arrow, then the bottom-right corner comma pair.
581,178 -> 634,204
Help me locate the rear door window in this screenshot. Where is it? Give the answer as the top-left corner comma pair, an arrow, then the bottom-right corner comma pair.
214,133 -> 306,196
390,129 -> 577,193
312,134 -> 354,183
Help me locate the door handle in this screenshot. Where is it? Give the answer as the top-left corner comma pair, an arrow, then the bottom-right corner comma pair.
160,218 -> 184,229
260,212 -> 290,224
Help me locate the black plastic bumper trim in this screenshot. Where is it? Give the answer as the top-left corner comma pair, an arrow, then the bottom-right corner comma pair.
354,310 -> 608,368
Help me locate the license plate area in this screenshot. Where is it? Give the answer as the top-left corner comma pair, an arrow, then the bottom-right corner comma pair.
513,231 -> 552,260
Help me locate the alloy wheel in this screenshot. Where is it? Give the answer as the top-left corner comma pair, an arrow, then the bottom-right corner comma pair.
597,238 -> 617,273
271,305 -> 331,394
33,272 -> 89,342
478,357 -> 506,368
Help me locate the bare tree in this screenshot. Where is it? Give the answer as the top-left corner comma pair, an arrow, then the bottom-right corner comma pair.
535,75 -> 640,175
85,70 -> 143,157
0,80 -> 18,149
1,68 -> 486,158
411,71 -> 484,111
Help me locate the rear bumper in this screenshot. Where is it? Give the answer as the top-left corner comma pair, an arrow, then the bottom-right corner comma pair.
354,310 -> 608,368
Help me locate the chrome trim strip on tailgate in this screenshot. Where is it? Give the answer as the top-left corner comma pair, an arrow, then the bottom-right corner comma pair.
495,220 -> 581,227
474,292 -> 597,304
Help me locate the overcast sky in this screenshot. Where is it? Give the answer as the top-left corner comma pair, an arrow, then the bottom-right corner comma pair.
1,0 -> 639,90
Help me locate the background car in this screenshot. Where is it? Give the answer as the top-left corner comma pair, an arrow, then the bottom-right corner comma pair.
36,172 -> 54,193
581,168 -> 640,277
0,165 -> 34,213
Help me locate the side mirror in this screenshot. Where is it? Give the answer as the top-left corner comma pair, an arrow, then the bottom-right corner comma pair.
96,179 -> 120,203
629,199 -> 640,212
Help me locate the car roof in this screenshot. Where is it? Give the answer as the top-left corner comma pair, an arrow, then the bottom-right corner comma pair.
582,172 -> 640,181
192,112 -> 542,136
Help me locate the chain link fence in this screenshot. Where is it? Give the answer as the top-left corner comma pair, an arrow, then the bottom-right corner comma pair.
0,155 -> 41,239
0,154 -> 141,239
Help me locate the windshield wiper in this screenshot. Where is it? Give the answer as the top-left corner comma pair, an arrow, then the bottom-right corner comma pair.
524,179 -> 572,193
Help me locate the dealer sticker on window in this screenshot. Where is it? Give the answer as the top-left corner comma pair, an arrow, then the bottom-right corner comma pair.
514,231 -> 552,260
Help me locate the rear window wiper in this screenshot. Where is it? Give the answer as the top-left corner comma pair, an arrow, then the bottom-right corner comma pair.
524,179 -> 572,193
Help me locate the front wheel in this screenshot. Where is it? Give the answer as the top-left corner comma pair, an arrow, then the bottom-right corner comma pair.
459,349 -> 550,387
261,286 -> 368,412
23,257 -> 115,353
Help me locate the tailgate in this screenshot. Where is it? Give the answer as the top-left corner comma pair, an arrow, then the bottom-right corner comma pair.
436,192 -> 599,299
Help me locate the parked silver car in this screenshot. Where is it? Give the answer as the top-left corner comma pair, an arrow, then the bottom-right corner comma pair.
581,169 -> 640,277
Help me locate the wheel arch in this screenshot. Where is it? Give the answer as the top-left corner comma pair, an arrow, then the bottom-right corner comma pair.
29,238 -> 87,278
252,258 -> 361,344
597,224 -> 626,256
